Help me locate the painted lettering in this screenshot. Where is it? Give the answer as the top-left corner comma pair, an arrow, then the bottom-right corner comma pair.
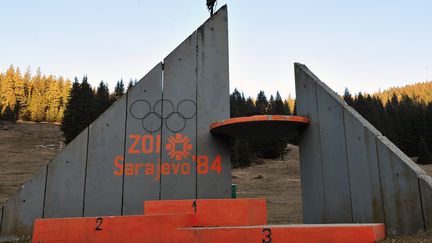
142,135 -> 153,154
211,155 -> 222,174
162,163 -> 170,175
197,156 -> 208,174
172,162 -> 180,174
145,164 -> 154,175
128,135 -> 141,154
181,163 -> 190,174
128,134 -> 161,154
114,156 -> 124,176
125,163 -> 134,176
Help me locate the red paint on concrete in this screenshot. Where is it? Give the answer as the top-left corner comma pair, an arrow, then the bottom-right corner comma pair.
144,198 -> 267,226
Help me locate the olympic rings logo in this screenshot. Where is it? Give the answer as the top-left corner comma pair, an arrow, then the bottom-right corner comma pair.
129,99 -> 197,133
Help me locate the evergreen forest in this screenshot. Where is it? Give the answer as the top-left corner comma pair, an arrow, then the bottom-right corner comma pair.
0,65 -> 71,122
1,65 -> 431,165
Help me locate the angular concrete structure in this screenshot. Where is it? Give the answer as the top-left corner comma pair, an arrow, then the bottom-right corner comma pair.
0,6 -> 230,240
295,63 -> 432,235
2,4 -> 430,240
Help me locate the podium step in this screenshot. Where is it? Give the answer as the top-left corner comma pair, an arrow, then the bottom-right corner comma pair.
178,224 -> 386,243
32,198 -> 386,242
144,198 -> 267,226
32,214 -> 193,243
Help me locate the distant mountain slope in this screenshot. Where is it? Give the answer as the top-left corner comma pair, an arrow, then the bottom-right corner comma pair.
374,81 -> 432,104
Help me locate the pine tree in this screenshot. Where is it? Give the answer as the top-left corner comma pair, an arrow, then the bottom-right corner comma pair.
283,100 -> 291,115
79,76 -> 96,128
61,76 -> 95,144
255,91 -> 268,114
0,65 -> 72,123
245,97 -> 255,116
343,88 -> 354,106
58,78 -> 72,122
61,78 -> 80,143
113,79 -> 125,101
286,94 -> 295,114
385,95 -> 399,143
272,91 -> 289,158
19,67 -> 32,120
425,103 -> 432,148
271,91 -> 285,115
13,67 -> 25,119
1,65 -> 17,119
231,139 -> 252,167
268,95 -> 275,114
28,68 -> 47,121
45,75 -> 62,122
417,136 -> 432,164
230,88 -> 248,117
94,81 -> 111,120
230,89 -> 253,166
127,79 -> 134,91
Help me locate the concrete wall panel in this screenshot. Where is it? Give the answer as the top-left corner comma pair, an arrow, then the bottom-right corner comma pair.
316,85 -> 353,222
294,64 -> 326,223
0,165 -> 47,241
295,63 -> 432,234
376,135 -> 425,234
419,174 -> 432,231
343,107 -> 384,223
44,128 -> 88,218
160,32 -> 197,200
84,96 -> 127,216
123,63 -> 163,215
196,6 -> 231,198
0,8 -> 232,239
0,205 -> 3,235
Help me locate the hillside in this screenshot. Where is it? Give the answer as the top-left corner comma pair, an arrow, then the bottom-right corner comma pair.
0,121 -> 63,204
373,81 -> 432,104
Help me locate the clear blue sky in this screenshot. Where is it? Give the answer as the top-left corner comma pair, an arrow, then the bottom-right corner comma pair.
1,0 -> 431,99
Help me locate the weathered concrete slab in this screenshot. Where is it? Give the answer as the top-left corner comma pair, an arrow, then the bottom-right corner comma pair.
196,5 -> 231,198
44,128 -> 88,218
0,205 -> 3,234
160,31 -> 198,200
295,63 -> 432,235
123,63 -> 163,215
294,63 -> 326,223
343,107 -> 384,223
419,174 -> 432,231
316,85 -> 353,223
0,165 -> 47,241
376,135 -> 425,235
0,7 -> 233,240
84,96 -> 127,216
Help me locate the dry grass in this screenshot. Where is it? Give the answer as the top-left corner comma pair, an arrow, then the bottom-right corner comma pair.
0,120 -> 62,204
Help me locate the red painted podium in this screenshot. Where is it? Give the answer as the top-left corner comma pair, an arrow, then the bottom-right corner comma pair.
32,198 -> 385,242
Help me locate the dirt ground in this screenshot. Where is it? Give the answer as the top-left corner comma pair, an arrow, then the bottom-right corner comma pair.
1,121 -> 432,242
232,144 -> 303,224
0,120 -> 63,204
